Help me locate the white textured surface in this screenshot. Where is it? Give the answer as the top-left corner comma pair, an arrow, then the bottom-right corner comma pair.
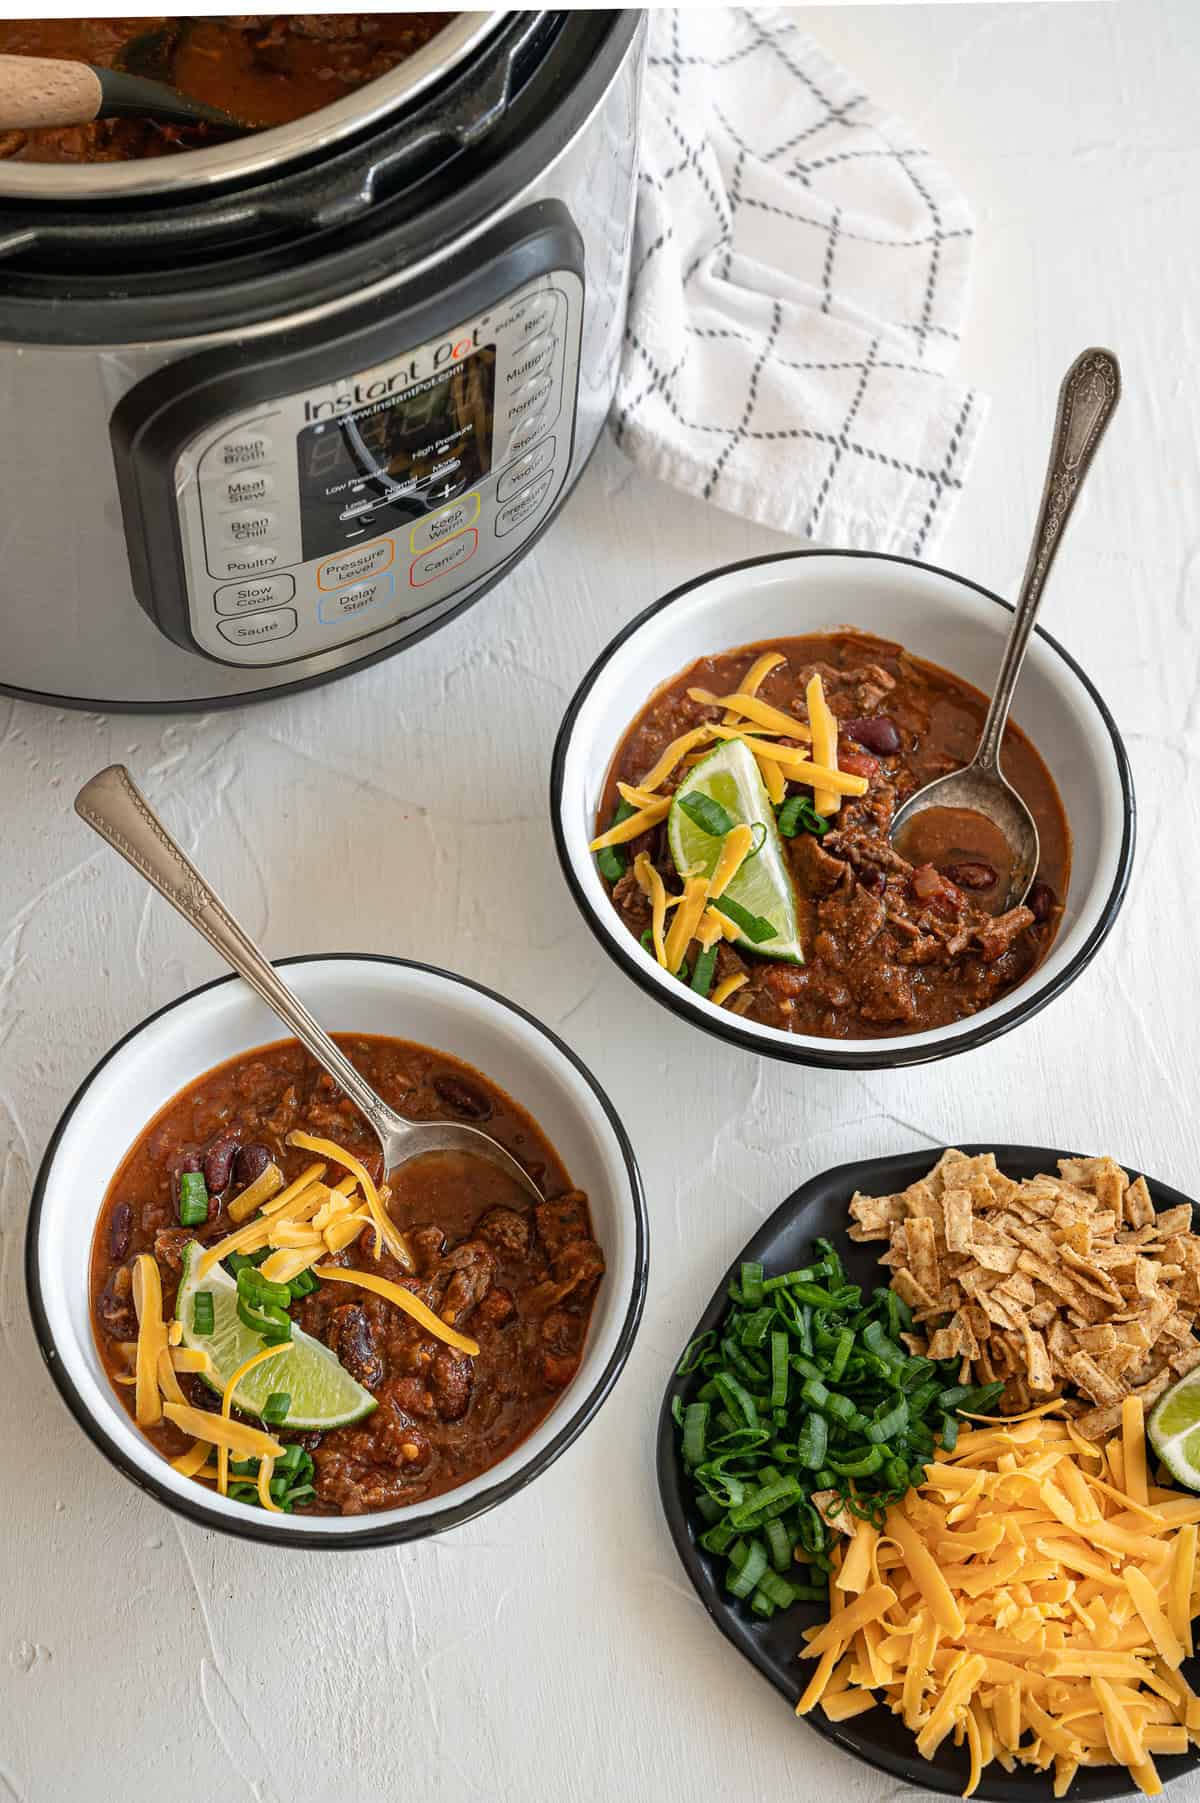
2,5 -> 1198,1798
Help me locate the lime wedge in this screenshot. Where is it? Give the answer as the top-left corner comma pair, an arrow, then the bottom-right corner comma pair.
1149,1367 -> 1200,1491
175,1241 -> 376,1431
667,737 -> 803,964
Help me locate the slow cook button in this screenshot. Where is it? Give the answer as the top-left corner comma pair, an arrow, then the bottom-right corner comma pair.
317,573 -> 395,624
496,436 -> 555,505
210,545 -> 283,578
202,430 -> 273,471
409,491 -> 481,555
213,573 -> 296,615
504,332 -> 556,389
316,538 -> 394,590
495,471 -> 553,539
217,607 -> 297,646
409,527 -> 478,587
504,373 -> 553,427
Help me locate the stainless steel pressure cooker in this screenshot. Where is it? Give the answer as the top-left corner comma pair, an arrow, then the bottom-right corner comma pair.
0,11 -> 644,709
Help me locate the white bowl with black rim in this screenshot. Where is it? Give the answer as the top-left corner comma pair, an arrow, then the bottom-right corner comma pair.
26,954 -> 648,1547
550,551 -> 1135,1071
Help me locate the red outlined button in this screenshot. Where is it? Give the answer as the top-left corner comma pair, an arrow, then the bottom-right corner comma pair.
409,528 -> 478,587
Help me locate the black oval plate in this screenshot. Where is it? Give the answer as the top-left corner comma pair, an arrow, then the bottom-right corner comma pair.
656,1145 -> 1200,1801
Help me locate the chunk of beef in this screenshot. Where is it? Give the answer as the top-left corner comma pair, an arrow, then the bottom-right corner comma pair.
152,1228 -> 192,1275
96,1263 -> 138,1340
856,965 -> 917,1026
975,906 -> 1035,964
534,1193 -> 591,1261
326,1303 -> 384,1391
817,879 -> 887,958
550,1239 -> 605,1300
429,1349 -> 473,1421
476,1287 -> 516,1329
714,942 -> 748,987
409,1224 -> 447,1272
610,867 -> 651,933
824,823 -> 912,880
475,1206 -> 531,1262
432,1073 -> 492,1120
541,1310 -> 582,1357
439,1241 -> 495,1323
787,831 -> 847,897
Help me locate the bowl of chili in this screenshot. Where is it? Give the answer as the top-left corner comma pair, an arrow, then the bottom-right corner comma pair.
26,954 -> 648,1545
551,550 -> 1134,1069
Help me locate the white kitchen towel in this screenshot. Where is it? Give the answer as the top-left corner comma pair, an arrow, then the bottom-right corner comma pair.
613,8 -> 986,557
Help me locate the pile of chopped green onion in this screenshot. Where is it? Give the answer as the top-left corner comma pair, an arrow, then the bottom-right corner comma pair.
229,1443 -> 316,1512
671,1240 -> 1003,1621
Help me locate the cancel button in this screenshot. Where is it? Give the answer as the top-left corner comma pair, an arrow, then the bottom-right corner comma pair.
409,528 -> 478,588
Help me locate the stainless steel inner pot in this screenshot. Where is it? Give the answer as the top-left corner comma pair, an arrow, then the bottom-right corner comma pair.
0,10 -> 506,201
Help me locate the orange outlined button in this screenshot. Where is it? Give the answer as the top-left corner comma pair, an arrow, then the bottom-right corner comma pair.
317,537 -> 394,590
409,491 -> 481,555
409,528 -> 478,587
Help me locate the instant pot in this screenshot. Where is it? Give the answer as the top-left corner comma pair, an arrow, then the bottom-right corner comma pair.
0,11 -> 644,709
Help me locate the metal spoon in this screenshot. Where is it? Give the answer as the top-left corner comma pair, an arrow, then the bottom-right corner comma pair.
0,53 -> 248,136
889,347 -> 1121,909
74,764 -> 543,1206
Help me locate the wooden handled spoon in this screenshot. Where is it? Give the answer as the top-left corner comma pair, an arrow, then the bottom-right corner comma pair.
0,52 -> 247,135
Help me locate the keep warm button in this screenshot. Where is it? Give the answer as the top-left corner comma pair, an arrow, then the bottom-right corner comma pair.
410,528 -> 478,588
495,471 -> 553,539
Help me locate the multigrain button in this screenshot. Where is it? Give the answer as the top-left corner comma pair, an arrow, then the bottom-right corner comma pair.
221,510 -> 276,545
409,528 -> 478,587
504,373 -> 553,427
497,437 -> 555,505
213,573 -> 295,615
204,430 -> 273,471
409,492 -> 481,554
210,545 -> 283,579
504,332 -> 555,389
217,607 -> 297,646
317,573 -> 395,623
316,538 -> 394,590
495,471 -> 553,539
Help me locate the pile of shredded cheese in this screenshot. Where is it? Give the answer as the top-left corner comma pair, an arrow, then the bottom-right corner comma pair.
797,1401 -> 1200,1797
124,1132 -> 480,1508
590,660 -> 864,1009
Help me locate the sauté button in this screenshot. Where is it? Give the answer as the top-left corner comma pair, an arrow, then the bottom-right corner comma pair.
409,528 -> 478,587
409,492 -> 481,555
217,607 -> 298,645
497,437 -> 555,505
213,574 -> 296,615
317,574 -> 395,623
316,538 -> 395,590
495,471 -> 553,538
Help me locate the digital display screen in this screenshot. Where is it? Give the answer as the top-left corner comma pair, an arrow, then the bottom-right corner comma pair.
297,348 -> 495,560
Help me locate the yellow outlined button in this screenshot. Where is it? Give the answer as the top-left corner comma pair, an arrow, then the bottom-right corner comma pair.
409,492 -> 481,556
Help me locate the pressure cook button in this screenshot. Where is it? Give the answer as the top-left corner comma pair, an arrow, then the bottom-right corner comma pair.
409,492 -> 481,555
505,333 -> 556,389
221,510 -> 276,545
217,607 -> 297,646
205,431 -> 273,471
495,471 -> 553,539
409,528 -> 478,587
208,470 -> 275,509
211,545 -> 283,578
316,538 -> 395,590
213,573 -> 296,615
318,573 -> 395,624
496,437 -> 556,505
504,373 -> 553,427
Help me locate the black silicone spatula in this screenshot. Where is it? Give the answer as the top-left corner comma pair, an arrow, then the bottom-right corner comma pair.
0,52 -> 248,136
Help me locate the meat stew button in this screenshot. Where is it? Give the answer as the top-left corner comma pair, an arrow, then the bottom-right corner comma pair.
216,608 -> 298,645
495,471 -> 553,538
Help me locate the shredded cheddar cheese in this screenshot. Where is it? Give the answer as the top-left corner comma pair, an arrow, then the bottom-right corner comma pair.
663,875 -> 711,974
708,824 -> 754,900
162,1401 -> 283,1463
634,850 -> 671,968
706,725 -> 868,794
287,1130 -> 413,1271
588,795 -> 672,851
314,1263 -> 480,1357
131,1254 -> 168,1428
217,1341 -> 293,1497
726,650 -> 785,714
225,1159 -> 284,1223
635,726 -> 714,794
711,972 -> 749,1007
805,672 -> 841,818
757,754 -> 787,805
171,1440 -> 214,1479
798,1404 -> 1200,1798
687,685 -> 814,743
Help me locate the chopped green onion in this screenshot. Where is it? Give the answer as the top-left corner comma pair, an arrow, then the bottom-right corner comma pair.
711,894 -> 778,944
677,790 -> 735,838
236,1265 -> 293,1311
725,1538 -> 769,1599
236,1297 -> 292,1345
690,943 -> 719,998
226,1248 -> 270,1275
191,1291 -> 215,1336
769,1332 -> 789,1410
261,1392 -> 292,1427
595,799 -> 636,883
764,1517 -> 794,1573
681,1402 -> 709,1468
776,794 -> 830,838
178,1170 -> 209,1228
740,1262 -> 765,1308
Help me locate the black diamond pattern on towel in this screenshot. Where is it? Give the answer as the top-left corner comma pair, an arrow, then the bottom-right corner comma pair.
614,8 -> 986,557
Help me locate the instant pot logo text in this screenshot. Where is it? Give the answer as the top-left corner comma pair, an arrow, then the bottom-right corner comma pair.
302,326 -> 486,422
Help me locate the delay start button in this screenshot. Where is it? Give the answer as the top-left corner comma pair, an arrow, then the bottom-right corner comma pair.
317,538 -> 394,591
217,608 -> 298,646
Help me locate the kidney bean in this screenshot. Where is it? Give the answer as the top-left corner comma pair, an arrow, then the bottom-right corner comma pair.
842,715 -> 902,756
943,860 -> 997,891
858,868 -> 887,895
1027,880 -> 1056,924
107,1201 -> 133,1262
432,1074 -> 492,1120
233,1141 -> 272,1189
202,1131 -> 240,1196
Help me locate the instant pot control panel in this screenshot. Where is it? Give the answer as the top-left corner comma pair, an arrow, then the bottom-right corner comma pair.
111,211 -> 583,668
